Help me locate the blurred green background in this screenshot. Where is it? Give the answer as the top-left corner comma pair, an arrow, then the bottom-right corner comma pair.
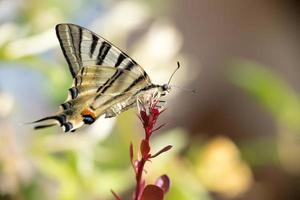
1,0 -> 300,199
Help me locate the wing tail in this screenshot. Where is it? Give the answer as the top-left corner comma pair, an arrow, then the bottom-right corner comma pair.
29,115 -> 66,130
34,123 -> 57,130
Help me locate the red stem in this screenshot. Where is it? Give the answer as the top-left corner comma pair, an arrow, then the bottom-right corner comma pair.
134,100 -> 161,200
134,127 -> 152,200
134,158 -> 146,200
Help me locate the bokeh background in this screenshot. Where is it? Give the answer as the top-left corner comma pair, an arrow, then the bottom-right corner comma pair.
1,0 -> 300,199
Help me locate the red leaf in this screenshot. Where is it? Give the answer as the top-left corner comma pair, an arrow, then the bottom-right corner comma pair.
111,189 -> 122,200
159,108 -> 166,115
140,139 -> 150,159
152,123 -> 167,134
155,175 -> 170,193
140,185 -> 164,200
130,142 -> 134,163
140,110 -> 148,123
150,145 -> 172,158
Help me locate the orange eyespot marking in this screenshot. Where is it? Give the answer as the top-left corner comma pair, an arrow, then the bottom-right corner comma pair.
81,108 -> 96,125
81,108 -> 96,119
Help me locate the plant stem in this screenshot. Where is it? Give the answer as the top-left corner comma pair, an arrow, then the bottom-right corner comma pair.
134,158 -> 146,200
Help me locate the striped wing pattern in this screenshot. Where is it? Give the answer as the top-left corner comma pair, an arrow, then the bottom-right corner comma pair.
32,23 -> 160,132
55,23 -> 149,79
62,65 -> 150,116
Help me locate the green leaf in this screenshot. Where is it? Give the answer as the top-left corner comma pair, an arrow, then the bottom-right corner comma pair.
229,59 -> 300,132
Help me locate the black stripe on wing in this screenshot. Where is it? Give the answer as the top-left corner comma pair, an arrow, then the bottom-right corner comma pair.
96,41 -> 111,65
89,34 -> 99,58
56,26 -> 77,77
114,53 -> 126,67
55,23 -> 150,80
94,74 -> 151,110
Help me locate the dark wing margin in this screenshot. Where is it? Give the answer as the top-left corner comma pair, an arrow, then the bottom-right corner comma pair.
55,23 -> 151,80
56,24 -> 82,77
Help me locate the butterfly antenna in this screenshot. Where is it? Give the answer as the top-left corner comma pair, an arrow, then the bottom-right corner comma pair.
167,61 -> 181,85
171,85 -> 197,94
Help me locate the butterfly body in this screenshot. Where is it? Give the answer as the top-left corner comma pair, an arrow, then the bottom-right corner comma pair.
33,24 -> 170,132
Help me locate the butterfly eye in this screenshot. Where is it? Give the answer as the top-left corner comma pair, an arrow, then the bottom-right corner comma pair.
82,115 -> 95,125
162,84 -> 169,90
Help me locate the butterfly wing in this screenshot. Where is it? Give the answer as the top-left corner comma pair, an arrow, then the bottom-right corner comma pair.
33,24 -> 154,132
89,65 -> 152,118
55,23 -> 150,79
33,65 -> 151,132
62,65 -> 151,112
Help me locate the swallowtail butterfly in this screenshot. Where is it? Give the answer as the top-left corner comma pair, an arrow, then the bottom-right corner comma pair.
32,24 -> 174,132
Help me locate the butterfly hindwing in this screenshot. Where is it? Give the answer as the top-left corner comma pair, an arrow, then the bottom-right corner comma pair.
62,65 -> 150,116
88,65 -> 150,117
104,100 -> 136,118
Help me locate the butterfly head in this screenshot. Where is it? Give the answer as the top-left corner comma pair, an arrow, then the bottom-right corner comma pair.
158,61 -> 181,96
160,83 -> 171,96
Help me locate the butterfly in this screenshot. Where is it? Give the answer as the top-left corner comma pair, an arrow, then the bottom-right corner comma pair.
32,23 -> 177,132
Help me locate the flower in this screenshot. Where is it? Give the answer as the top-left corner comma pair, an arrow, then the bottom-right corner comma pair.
137,92 -> 165,141
133,92 -> 171,200
112,92 -> 172,200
